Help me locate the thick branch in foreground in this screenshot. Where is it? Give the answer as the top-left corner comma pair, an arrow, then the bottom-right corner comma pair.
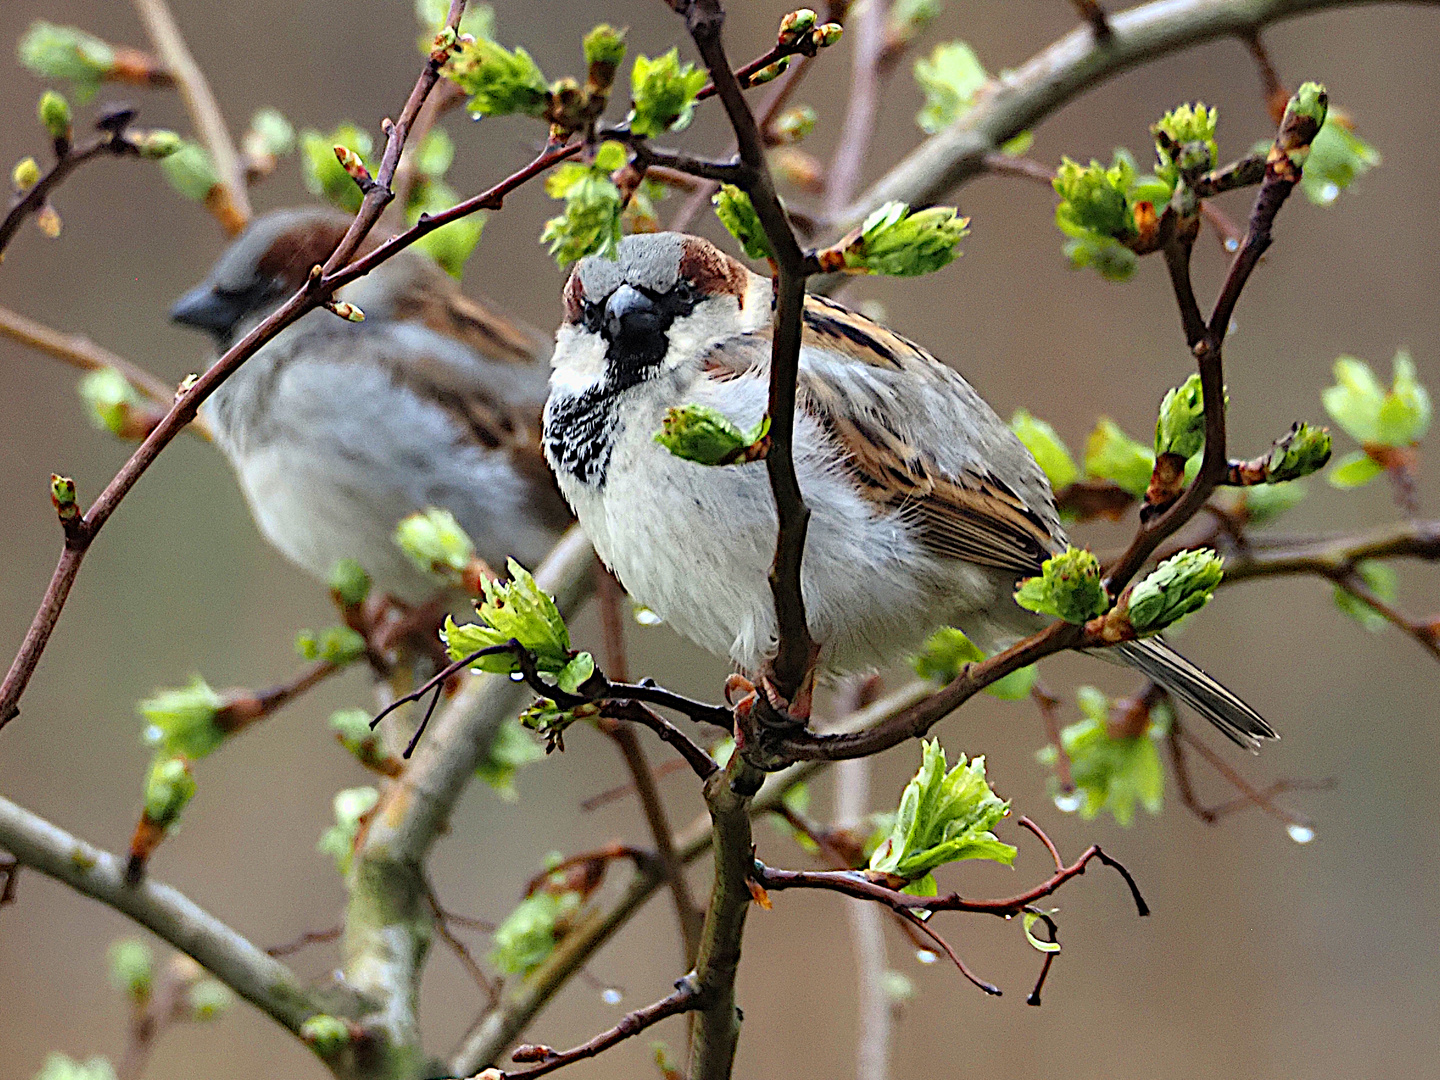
0,794 -> 318,1035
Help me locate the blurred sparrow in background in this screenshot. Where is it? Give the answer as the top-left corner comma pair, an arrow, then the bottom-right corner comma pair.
543,232 -> 1277,748
172,208 -> 572,607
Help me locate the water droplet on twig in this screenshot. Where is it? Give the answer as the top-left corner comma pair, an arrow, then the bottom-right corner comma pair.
1286,823 -> 1315,845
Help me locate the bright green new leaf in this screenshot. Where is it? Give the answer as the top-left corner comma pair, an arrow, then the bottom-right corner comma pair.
139,676 -> 225,759
329,708 -> 375,755
394,506 -> 475,581
1085,418 -> 1156,496
299,125 -> 372,212
37,90 -> 72,139
443,559 -> 573,675
1323,352 -> 1431,448
913,41 -> 987,134
78,368 -> 141,436
295,626 -> 366,666
300,1014 -> 351,1056
475,717 -> 545,799
1155,374 -> 1206,459
654,402 -> 769,466
1333,560 -> 1398,632
843,202 -> 969,277
868,741 -> 1015,893
1125,548 -> 1224,634
1011,409 -> 1078,489
1062,233 -> 1138,281
910,626 -> 1037,700
1233,480 -> 1308,524
1300,113 -> 1380,206
1326,450 -> 1386,489
628,49 -> 707,137
328,559 -> 371,607
490,889 -> 584,975
1037,687 -> 1166,825
107,939 -> 154,1002
20,23 -> 115,99
317,786 -> 378,874
1014,546 -> 1109,625
1023,911 -> 1061,953
712,184 -> 773,261
446,37 -> 548,117
34,1054 -> 117,1080
1152,101 -> 1219,186
1265,422 -> 1332,483
985,663 -> 1039,701
407,176 -> 485,278
143,755 -> 196,827
1054,154 -> 1136,242
541,147 -> 625,265
159,140 -> 219,201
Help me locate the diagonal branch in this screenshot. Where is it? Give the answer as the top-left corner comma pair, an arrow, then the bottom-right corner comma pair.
0,793 -> 318,1036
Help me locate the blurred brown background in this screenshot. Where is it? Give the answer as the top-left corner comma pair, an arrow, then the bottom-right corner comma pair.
2,2 -> 1438,1078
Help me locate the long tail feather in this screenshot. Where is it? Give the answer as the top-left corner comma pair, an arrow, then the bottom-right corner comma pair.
1114,638 -> 1278,751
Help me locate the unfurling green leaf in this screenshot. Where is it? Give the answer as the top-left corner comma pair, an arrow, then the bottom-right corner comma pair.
317,786 -> 378,874
20,24 -> 115,98
1326,450 -> 1386,489
143,755 -> 196,828
654,402 -> 769,466
1023,911 -> 1061,953
1264,422 -> 1332,482
394,506 -> 476,583
186,977 -> 234,1021
490,889 -> 584,975
475,717 -> 545,799
407,176 -> 484,278
328,558 -> 371,607
78,368 -> 142,436
712,184 -> 773,261
910,626 -> 1037,701
1124,549 -> 1224,634
1322,352 -> 1431,449
33,1054 -> 117,1080
1155,374 -> 1207,459
1152,101 -> 1219,185
329,707 -> 376,753
1053,154 -> 1136,241
1084,418 -> 1156,496
446,36 -> 548,117
299,124 -> 371,212
135,130 -> 182,160
541,146 -> 625,264
295,626 -> 366,667
107,939 -> 154,1002
868,740 -> 1015,894
1333,561 -> 1398,632
245,108 -> 295,158
300,1013 -> 351,1056
628,49 -> 707,137
913,41 -> 987,133
1037,686 -> 1167,825
1014,546 -> 1108,625
442,559 -> 574,676
842,201 -> 969,277
140,676 -> 225,759
1232,480 -> 1308,524
1011,409 -> 1078,489
1300,112 -> 1380,206
159,141 -> 219,202
583,24 -> 627,70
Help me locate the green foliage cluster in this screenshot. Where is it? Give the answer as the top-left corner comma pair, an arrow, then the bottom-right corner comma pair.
317,786 -> 378,875
712,184 -> 773,261
1039,687 -> 1169,825
1323,352 -> 1432,488
841,201 -> 970,277
1052,150 -> 1170,282
490,871 -> 584,975
394,506 -> 476,583
654,403 -> 769,466
143,755 -> 196,828
140,676 -> 225,759
628,49 -> 707,137
541,141 -> 626,265
294,625 -> 366,666
19,23 -> 115,100
911,626 -> 1037,700
1014,547 -> 1109,625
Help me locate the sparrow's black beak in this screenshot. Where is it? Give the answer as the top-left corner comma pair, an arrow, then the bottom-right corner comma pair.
603,284 -> 663,345
170,285 -> 246,341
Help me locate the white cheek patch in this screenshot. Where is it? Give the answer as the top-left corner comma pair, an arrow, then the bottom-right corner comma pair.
550,324 -> 607,393
662,296 -> 746,374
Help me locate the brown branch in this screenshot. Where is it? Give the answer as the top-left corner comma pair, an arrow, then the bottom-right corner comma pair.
426,885 -> 500,1007
1032,683 -> 1075,792
1243,31 -> 1292,124
131,0 -> 251,233
0,3 -> 472,733
1071,0 -> 1115,40
0,130 -> 136,258
825,0 -> 889,218
264,925 -> 342,958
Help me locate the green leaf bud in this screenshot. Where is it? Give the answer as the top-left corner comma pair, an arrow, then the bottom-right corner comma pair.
187,977 -> 235,1021
299,125 -> 372,212
1084,418 -> 1155,496
38,90 -> 72,140
654,403 -> 770,466
771,104 -> 818,144
134,129 -> 182,160
841,201 -> 969,277
913,41 -> 987,134
446,37 -> 549,118
583,24 -> 627,70
1152,101 -> 1219,184
13,157 -> 41,191
1011,409 -> 1079,489
244,108 -> 296,158
811,23 -> 844,48
1264,422 -> 1331,482
490,888 -> 584,975
1155,374 -> 1206,459
628,49 -> 707,137
541,154 -> 623,265
78,368 -> 142,436
712,184 -> 773,261
747,57 -> 790,86
140,676 -> 226,759
1300,111 -> 1380,206
394,506 -> 476,582
1290,81 -> 1329,127
328,558 -> 371,607
1053,154 -> 1135,241
300,1014 -> 351,1056
442,559 -> 574,675
1014,546 -> 1109,624
159,141 -> 219,202
1124,548 -> 1224,634
20,23 -> 115,97
143,755 -> 196,828
777,9 -> 819,46
868,740 -> 1015,893
50,474 -> 77,518
329,708 -> 375,754
317,786 -> 378,874
107,938 -> 154,1003
295,626 -> 366,666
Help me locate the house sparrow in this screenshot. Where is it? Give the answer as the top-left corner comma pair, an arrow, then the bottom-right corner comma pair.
172,208 -> 572,605
542,232 -> 1277,749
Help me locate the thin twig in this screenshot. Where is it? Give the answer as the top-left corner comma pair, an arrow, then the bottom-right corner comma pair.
825,0 -> 889,218
0,134 -> 136,258
265,925 -> 342,958
131,0 -> 251,233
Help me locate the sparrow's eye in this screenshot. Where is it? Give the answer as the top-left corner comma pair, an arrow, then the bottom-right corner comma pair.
582,300 -> 604,333
673,280 -> 697,306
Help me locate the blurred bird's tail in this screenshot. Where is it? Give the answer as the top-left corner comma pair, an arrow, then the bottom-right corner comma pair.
1114,637 -> 1278,750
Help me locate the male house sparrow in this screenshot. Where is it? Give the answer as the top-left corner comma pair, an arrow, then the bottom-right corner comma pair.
542,232 -> 1277,748
172,208 -> 572,605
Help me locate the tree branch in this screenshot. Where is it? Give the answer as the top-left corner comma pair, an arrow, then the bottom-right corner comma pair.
0,793 -> 318,1036
0,130 -> 137,259
131,0 -> 251,233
